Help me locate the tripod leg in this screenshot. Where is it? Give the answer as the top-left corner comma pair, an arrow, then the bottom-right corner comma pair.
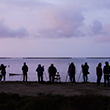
77,71 -> 82,82
65,73 -> 69,82
44,72 -> 48,80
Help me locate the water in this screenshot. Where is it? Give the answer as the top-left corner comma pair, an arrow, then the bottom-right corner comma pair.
0,57 -> 110,82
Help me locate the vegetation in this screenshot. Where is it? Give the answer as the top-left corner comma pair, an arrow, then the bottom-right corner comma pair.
0,92 -> 110,110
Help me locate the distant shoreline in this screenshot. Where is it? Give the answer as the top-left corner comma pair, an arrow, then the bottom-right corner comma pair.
0,57 -> 72,59
23,57 -> 72,59
0,57 -> 110,59
0,57 -> 11,59
86,57 -> 110,59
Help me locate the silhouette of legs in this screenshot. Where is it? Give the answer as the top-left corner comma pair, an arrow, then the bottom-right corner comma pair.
104,75 -> 109,87
49,75 -> 55,83
83,74 -> 88,83
38,74 -> 43,83
23,73 -> 27,82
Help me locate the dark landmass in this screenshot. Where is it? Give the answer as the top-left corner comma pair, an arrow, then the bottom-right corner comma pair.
23,57 -> 72,59
86,57 -> 110,59
0,57 -> 11,59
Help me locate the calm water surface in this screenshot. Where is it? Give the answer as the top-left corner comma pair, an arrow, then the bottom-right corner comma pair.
0,57 -> 110,82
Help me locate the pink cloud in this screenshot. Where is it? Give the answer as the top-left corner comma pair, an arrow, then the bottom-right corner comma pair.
37,7 -> 85,38
95,25 -> 110,42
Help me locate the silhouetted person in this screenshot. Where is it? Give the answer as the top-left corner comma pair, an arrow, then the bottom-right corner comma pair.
36,64 -> 44,83
68,62 -> 76,83
103,61 -> 110,87
96,63 -> 102,86
48,64 -> 57,83
0,64 -> 6,82
22,62 -> 28,82
82,62 -> 89,83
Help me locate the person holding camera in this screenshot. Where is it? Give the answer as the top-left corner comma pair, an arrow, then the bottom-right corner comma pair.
82,62 -> 89,83
36,64 -> 44,83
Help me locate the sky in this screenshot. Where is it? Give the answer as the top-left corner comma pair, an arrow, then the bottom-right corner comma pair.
0,0 -> 110,57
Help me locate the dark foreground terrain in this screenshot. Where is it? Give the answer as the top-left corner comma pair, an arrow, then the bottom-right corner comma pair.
0,93 -> 110,110
0,82 -> 110,110
0,81 -> 110,96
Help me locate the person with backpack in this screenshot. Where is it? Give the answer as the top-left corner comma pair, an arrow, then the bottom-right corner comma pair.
68,62 -> 76,83
36,64 -> 44,83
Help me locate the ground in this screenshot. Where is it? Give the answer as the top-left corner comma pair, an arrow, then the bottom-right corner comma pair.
0,81 -> 110,96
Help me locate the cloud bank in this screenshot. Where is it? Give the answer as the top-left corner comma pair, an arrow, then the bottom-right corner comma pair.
37,8 -> 85,38
0,20 -> 29,38
0,0 -> 110,42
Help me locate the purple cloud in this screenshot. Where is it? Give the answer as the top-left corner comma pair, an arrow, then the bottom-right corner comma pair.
90,20 -> 106,35
88,20 -> 110,42
0,20 -> 29,38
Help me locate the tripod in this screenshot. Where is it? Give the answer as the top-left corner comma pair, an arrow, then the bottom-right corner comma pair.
42,66 -> 48,81
43,71 -> 48,81
65,72 -> 70,82
77,70 -> 82,82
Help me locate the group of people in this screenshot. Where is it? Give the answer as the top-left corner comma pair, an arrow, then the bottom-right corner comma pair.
68,61 -> 110,87
22,62 -> 90,84
22,62 -> 57,83
68,62 -> 89,83
1,61 -> 110,87
97,61 -> 110,87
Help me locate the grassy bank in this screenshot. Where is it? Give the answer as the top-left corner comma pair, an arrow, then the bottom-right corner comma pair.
0,93 -> 110,110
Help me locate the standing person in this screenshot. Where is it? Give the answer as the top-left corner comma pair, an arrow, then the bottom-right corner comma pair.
96,63 -> 102,86
68,62 -> 76,83
22,62 -> 28,82
36,64 -> 44,83
82,62 -> 89,83
0,64 -> 6,82
48,64 -> 57,83
103,61 -> 110,87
